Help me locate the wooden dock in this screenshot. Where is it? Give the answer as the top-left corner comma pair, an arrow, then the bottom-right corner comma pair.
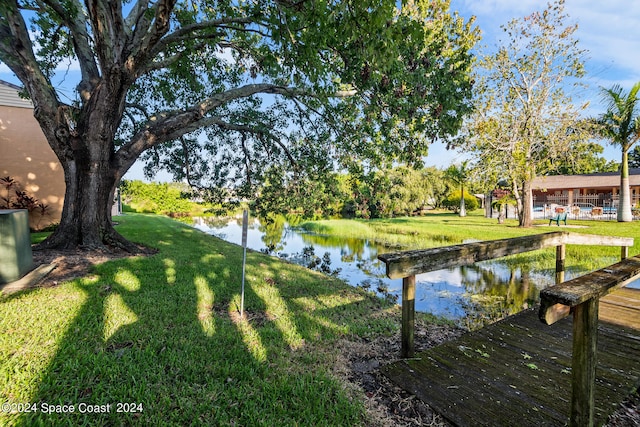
382,288 -> 640,426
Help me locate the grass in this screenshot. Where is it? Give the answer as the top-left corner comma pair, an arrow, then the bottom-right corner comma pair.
1,214 -> 407,426
300,210 -> 640,277
3,212 -> 638,425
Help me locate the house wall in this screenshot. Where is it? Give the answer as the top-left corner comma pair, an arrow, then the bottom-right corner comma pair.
533,186 -> 640,208
0,104 -> 64,230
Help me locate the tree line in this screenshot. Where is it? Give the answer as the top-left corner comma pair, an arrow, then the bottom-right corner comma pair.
253,139 -> 618,219
253,165 -> 479,219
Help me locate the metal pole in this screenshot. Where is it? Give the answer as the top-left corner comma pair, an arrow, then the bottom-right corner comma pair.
240,209 -> 248,317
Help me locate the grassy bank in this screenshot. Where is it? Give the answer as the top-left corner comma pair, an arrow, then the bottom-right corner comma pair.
1,214 -> 411,426
301,212 -> 640,275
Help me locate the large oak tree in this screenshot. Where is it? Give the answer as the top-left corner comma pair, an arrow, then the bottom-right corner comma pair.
0,0 -> 477,250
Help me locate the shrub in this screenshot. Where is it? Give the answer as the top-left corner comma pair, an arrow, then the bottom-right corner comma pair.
442,190 -> 479,212
119,180 -> 198,216
0,176 -> 51,230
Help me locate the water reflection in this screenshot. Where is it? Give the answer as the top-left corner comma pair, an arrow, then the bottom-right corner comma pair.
191,216 -> 554,321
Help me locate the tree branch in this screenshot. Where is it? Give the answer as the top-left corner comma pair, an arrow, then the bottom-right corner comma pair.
142,17 -> 269,72
142,0 -> 177,53
141,39 -> 220,74
40,0 -> 101,99
240,133 -> 253,187
125,0 -> 177,76
114,81 -> 317,177
0,2 -> 60,117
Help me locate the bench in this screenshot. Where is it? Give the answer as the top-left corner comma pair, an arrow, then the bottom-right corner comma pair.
549,212 -> 567,226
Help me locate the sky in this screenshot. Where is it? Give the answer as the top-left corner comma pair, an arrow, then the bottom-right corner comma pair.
427,0 -> 640,167
2,1 -> 639,180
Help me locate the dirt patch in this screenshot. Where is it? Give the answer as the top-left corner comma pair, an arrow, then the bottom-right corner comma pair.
335,321 -> 464,426
30,244 -> 154,288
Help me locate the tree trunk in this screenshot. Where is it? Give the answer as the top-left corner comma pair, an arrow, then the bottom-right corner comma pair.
36,155 -> 134,251
512,180 -> 523,225
519,179 -> 533,227
35,81 -> 139,252
459,183 -> 467,217
618,150 -> 633,222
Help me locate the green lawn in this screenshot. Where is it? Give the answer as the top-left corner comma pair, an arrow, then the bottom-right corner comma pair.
1,214 -> 404,426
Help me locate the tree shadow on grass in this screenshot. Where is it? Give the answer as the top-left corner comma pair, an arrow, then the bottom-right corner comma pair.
6,215 -> 392,426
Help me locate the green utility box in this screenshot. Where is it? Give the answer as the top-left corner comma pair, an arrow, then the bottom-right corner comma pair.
0,209 -> 33,284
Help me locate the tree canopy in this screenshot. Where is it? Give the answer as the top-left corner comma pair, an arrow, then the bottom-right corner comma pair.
630,145 -> 640,169
0,0 -> 478,249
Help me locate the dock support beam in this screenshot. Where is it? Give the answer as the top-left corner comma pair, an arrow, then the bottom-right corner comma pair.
570,298 -> 599,427
556,244 -> 566,284
402,275 -> 416,358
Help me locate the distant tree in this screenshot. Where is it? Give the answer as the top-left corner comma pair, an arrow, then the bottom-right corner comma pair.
445,161 -> 472,217
592,82 -> 640,222
425,167 -> 450,209
372,166 -> 440,217
490,190 -> 517,224
630,145 -> 640,169
443,190 -> 478,213
119,180 -> 195,215
545,141 -> 619,175
341,166 -> 445,219
254,164 -> 346,218
455,0 -> 588,227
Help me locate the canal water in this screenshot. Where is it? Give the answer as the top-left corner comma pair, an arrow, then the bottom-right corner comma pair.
192,216 -> 563,323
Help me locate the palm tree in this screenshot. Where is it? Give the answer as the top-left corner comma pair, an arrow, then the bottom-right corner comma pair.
446,161 -> 471,217
593,82 -> 640,222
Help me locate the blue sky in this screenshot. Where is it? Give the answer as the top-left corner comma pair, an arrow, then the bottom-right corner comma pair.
2,1 -> 638,179
428,0 -> 640,167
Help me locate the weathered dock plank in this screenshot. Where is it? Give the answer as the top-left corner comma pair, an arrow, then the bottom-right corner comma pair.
540,256 -> 640,313
382,294 -> 640,427
600,287 -> 640,328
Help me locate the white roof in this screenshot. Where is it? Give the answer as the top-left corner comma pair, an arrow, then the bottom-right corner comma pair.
0,80 -> 33,109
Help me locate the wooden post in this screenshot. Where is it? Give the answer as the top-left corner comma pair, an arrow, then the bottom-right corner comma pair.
556,244 -> 566,284
401,275 -> 416,358
570,298 -> 599,427
622,245 -> 629,260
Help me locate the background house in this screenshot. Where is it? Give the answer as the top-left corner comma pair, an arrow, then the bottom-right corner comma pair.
485,170 -> 640,220
0,79 -> 65,230
532,170 -> 640,211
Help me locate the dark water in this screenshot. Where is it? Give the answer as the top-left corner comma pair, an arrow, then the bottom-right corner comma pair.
192,216 -> 555,322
